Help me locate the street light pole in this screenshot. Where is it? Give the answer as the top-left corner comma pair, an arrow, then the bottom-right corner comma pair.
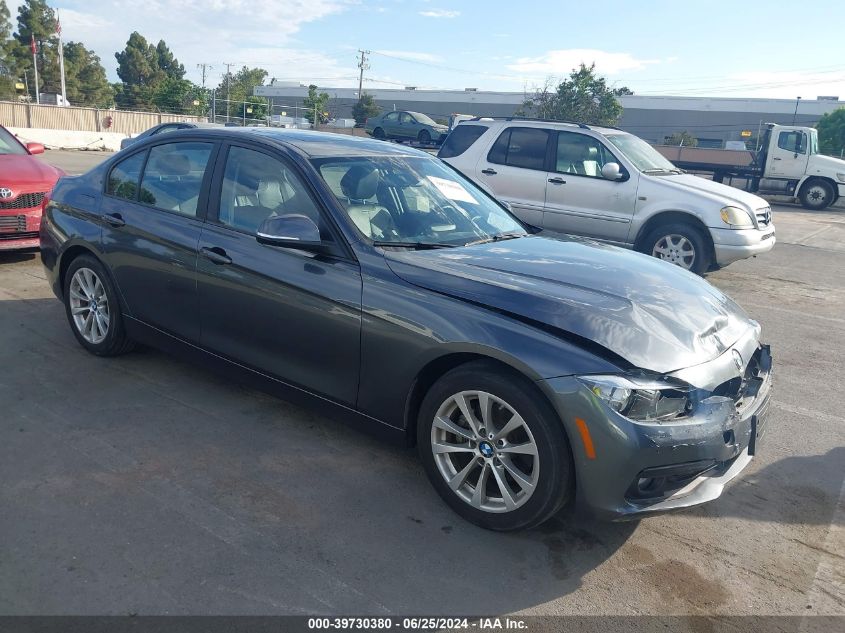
792,96 -> 802,125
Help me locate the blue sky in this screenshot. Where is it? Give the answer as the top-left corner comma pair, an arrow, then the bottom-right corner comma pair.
9,0 -> 845,99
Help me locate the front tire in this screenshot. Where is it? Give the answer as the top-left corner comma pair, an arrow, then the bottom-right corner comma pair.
418,129 -> 431,144
417,361 -> 573,531
799,179 -> 834,210
642,222 -> 712,275
63,254 -> 134,356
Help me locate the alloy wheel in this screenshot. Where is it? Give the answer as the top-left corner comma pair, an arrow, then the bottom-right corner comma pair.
69,267 -> 110,344
652,233 -> 696,269
430,390 -> 539,513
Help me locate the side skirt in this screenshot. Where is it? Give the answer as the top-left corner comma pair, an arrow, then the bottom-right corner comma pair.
123,317 -> 408,446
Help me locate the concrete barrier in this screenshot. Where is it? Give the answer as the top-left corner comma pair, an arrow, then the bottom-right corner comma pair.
8,127 -> 127,151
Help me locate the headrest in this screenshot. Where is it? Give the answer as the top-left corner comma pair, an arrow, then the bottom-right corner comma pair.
153,152 -> 190,176
340,165 -> 379,200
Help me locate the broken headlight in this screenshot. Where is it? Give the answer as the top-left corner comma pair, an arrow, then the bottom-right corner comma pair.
578,375 -> 692,422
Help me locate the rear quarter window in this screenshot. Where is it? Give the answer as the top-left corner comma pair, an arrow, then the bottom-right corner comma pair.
438,124 -> 489,159
106,151 -> 146,200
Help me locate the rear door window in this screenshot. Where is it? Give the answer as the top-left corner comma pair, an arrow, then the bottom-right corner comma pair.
487,127 -> 550,171
106,151 -> 146,200
438,124 -> 488,158
139,142 -> 213,216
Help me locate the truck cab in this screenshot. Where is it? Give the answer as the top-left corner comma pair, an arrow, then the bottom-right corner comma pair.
759,124 -> 845,209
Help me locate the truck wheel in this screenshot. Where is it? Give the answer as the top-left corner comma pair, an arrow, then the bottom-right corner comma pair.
799,179 -> 834,210
642,222 -> 712,275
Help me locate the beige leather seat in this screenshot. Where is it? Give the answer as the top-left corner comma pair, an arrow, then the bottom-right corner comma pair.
339,165 -> 396,239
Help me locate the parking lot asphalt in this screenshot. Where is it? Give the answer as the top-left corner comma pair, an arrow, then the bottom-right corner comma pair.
1,150 -> 843,619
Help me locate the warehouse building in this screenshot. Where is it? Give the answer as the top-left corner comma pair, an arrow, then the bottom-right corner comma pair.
253,81 -> 841,148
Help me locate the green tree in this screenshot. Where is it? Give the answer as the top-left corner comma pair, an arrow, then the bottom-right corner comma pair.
11,0 -> 58,99
152,76 -> 206,116
156,40 -> 184,80
115,32 -> 185,111
663,131 -> 698,147
0,0 -> 15,99
62,42 -> 113,107
302,84 -> 330,124
516,63 -> 626,126
816,108 -> 845,157
215,66 -> 268,122
351,92 -> 380,126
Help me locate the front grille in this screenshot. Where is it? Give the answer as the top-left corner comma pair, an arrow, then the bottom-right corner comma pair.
0,191 -> 45,210
0,214 -> 26,233
755,206 -> 772,227
0,231 -> 38,241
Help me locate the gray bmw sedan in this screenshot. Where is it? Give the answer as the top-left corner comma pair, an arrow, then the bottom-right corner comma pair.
40,128 -> 772,531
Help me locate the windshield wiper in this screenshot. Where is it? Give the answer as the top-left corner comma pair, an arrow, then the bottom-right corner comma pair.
464,232 -> 527,246
643,168 -> 684,175
371,240 -> 456,250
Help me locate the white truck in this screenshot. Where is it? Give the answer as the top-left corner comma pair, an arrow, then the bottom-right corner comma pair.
656,123 -> 845,210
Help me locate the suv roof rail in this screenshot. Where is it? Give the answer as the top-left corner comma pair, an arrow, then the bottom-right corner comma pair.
465,116 -> 623,131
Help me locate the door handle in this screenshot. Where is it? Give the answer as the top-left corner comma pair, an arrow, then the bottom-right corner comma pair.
481,168 -> 497,175
200,246 -> 232,265
104,212 -> 125,227
548,177 -> 566,185
772,157 -> 781,161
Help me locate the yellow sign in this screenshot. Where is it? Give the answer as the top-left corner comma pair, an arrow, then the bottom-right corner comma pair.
15,82 -> 25,91
741,130 -> 752,137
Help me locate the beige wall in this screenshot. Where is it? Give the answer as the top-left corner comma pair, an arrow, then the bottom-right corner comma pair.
0,101 -> 203,136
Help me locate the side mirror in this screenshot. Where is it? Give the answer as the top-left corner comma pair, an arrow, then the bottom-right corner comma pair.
256,214 -> 322,249
601,162 -> 623,181
26,142 -> 45,155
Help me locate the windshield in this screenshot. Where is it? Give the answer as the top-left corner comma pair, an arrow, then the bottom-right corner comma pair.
605,133 -> 678,173
410,112 -> 438,126
0,127 -> 27,156
312,155 -> 527,247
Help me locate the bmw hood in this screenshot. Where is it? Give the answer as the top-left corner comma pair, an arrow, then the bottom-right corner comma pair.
384,235 -> 758,374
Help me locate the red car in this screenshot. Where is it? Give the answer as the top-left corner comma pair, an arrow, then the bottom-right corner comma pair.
0,125 -> 63,251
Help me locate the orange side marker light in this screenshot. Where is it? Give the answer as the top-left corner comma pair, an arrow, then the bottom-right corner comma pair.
575,418 -> 596,460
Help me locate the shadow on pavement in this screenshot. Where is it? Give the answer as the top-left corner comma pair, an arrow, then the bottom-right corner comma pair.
684,447 -> 844,527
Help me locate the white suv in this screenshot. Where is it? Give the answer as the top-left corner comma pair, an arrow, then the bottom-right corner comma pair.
439,118 -> 776,274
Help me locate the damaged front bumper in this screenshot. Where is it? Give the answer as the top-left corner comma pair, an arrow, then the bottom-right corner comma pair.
542,338 -> 772,520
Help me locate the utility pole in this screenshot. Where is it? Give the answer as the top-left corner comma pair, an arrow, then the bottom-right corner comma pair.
357,50 -> 370,101
197,63 -> 213,88
224,62 -> 234,122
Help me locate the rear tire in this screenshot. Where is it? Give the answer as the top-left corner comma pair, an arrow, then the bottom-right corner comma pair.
63,254 -> 135,356
641,221 -> 712,275
372,127 -> 386,140
417,361 -> 573,531
798,179 -> 834,210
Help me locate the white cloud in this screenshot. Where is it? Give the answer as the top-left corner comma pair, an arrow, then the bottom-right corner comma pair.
419,9 -> 460,18
506,49 -> 660,77
33,0 -> 355,85
375,50 -> 443,63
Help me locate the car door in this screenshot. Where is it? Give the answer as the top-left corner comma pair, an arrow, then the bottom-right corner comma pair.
195,142 -> 362,405
398,112 -> 417,139
100,140 -> 217,342
472,126 -> 552,226
768,129 -> 810,178
542,131 -> 637,243
381,111 -> 401,138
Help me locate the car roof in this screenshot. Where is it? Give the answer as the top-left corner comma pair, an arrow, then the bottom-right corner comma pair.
461,118 -> 623,136
172,127 -> 431,158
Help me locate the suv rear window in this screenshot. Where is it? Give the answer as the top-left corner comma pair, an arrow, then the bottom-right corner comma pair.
487,127 -> 550,170
438,124 -> 488,158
